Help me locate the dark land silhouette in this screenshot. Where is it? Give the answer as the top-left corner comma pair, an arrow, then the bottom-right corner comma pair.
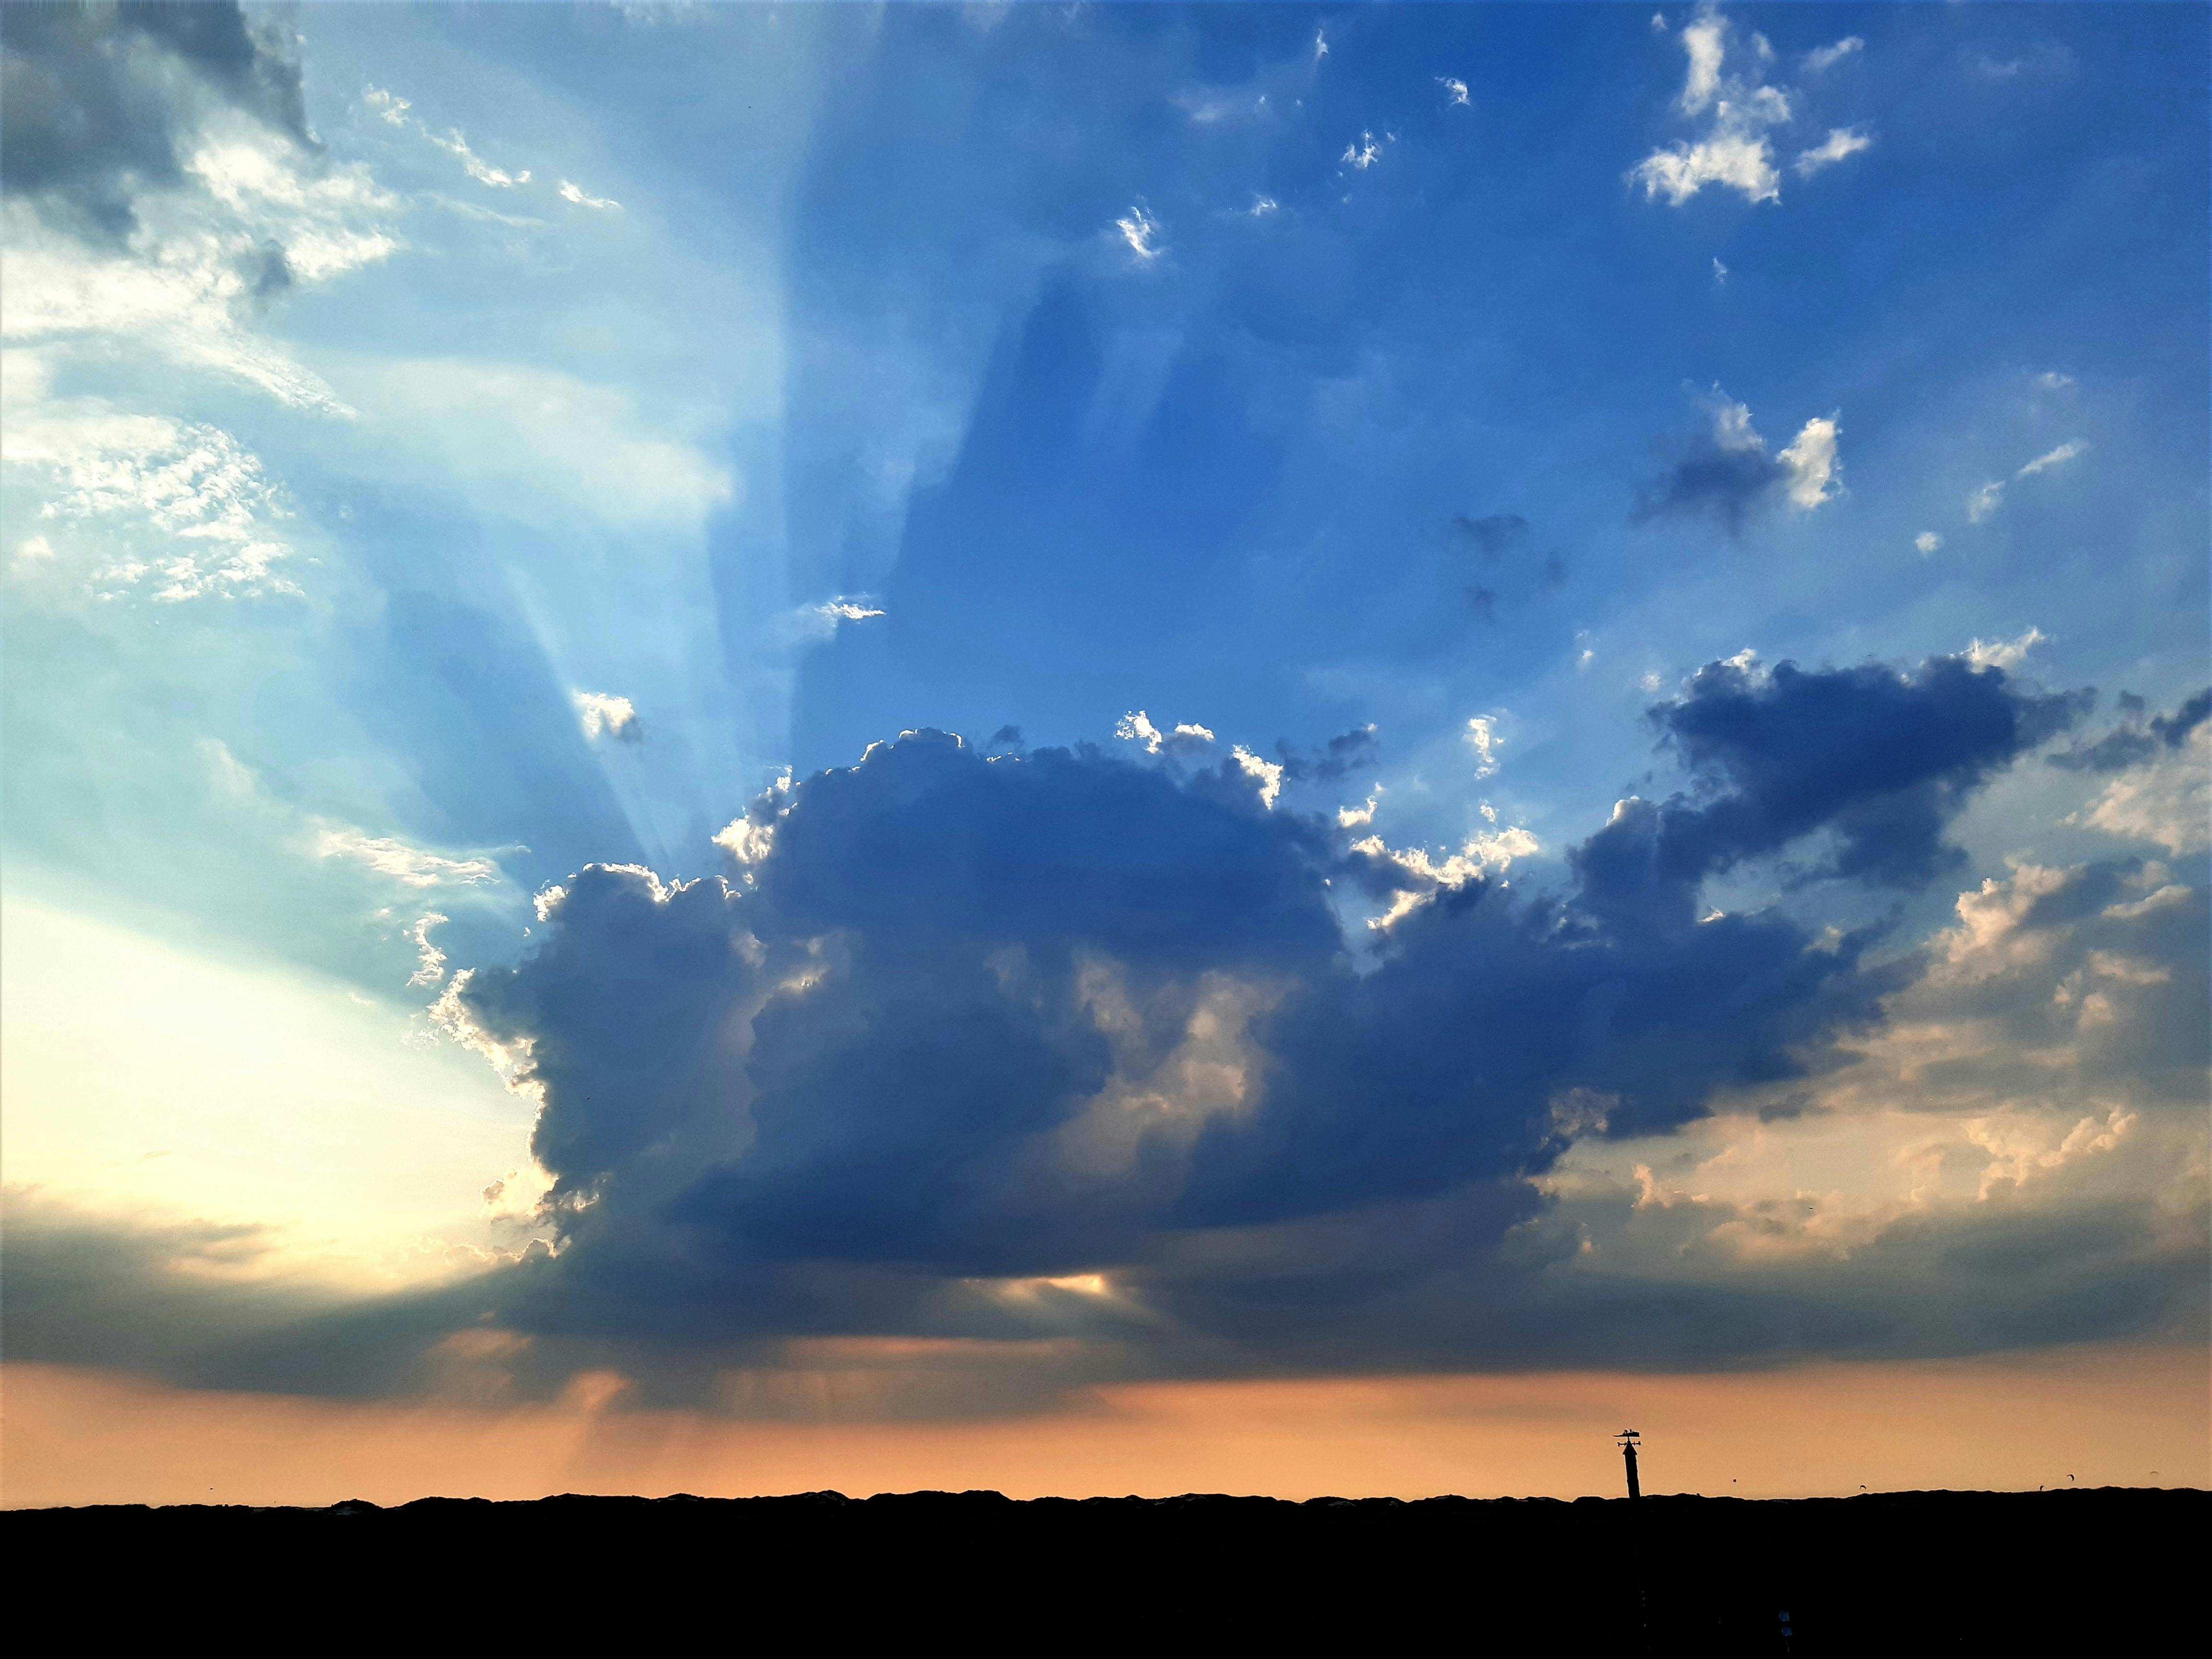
6,1487 -> 2198,1650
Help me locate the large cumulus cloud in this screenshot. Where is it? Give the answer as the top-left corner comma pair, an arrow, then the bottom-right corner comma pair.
21,648 -> 2195,1407
430,654 -> 2086,1348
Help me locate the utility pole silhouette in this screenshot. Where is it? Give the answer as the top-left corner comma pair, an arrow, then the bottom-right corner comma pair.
1617,1429 -> 1642,1500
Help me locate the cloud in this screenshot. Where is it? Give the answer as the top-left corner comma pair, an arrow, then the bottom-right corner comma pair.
1916,531 -> 1943,555
1450,513 -> 1531,560
2,40 -> 398,416
1115,711 -> 1216,756
1313,27 -> 1328,62
0,1 -> 315,243
1635,391 -> 1841,532
1793,125 -> 1873,177
24,646 -> 2157,1400
425,128 -> 531,189
1712,255 -> 1728,284
407,913 -> 452,987
571,690 -> 640,743
1967,440 -> 2089,526
1801,37 -> 1864,74
1114,203 -> 1164,261
1464,715 -> 1503,777
315,828 -> 503,889
2017,439 -> 2086,478
559,180 -> 621,211
2054,693 -> 2212,855
1633,8 -> 1870,206
1245,195 -> 1280,218
0,402 -> 299,600
363,85 -> 412,128
1677,8 -> 1729,113
1438,77 -> 1470,108
1575,651 -> 2085,902
1274,725 -> 1378,785
2049,687 -> 2212,775
1965,627 -> 2046,673
1341,131 -> 1380,170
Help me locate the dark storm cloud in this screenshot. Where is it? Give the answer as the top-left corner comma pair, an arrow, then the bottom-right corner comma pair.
447,652 -> 2069,1299
35,649 -> 2187,1404
1575,654 -> 2087,910
0,0 -> 315,240
2048,686 -> 2211,773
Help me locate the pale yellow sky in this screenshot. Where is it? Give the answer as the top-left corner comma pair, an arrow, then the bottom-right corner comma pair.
1,895 -> 540,1289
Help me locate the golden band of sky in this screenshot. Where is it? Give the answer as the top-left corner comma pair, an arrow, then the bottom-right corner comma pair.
6,1344 -> 2204,1509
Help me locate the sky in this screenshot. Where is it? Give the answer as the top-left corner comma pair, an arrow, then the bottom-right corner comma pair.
2,1 -> 2206,1505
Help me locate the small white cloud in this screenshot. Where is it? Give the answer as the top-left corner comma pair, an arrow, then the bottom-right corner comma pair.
1652,12 -> 1669,34
1464,715 -> 1503,777
1342,131 -> 1380,170
1635,10 -> 1832,207
363,86 -> 413,127
1794,125 -> 1873,177
1965,626 -> 2046,672
1711,255 -> 1728,284
817,597 -> 886,623
1967,480 -> 2006,524
1246,194 -> 1280,218
712,816 -> 777,866
1916,530 -> 1944,555
2036,371 -> 2075,390
317,828 -> 500,889
1337,789 -> 1383,829
16,534 -> 55,561
571,689 -> 639,741
2017,439 -> 2086,478
407,913 -> 450,987
1115,203 -> 1165,261
427,129 -> 531,189
1801,36 -> 1864,73
559,180 -> 622,211
1777,413 -> 1841,509
1438,76 -> 1471,108
1314,26 -> 1329,61
1232,745 -> 1284,808
1115,711 -> 1215,756
1678,8 -> 1728,113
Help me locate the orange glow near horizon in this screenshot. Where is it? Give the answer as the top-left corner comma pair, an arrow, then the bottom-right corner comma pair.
5,1345 -> 2205,1510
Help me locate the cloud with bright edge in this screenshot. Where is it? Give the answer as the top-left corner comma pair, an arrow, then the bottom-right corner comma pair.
559,181 -> 621,211
1438,77 -> 1471,108
571,690 -> 639,742
1115,204 -> 1164,261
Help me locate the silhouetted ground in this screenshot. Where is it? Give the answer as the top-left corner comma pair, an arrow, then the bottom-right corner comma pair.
7,1487 -> 2197,1650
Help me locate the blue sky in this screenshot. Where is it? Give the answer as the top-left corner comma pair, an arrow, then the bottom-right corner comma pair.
2,3 -> 2206,1488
